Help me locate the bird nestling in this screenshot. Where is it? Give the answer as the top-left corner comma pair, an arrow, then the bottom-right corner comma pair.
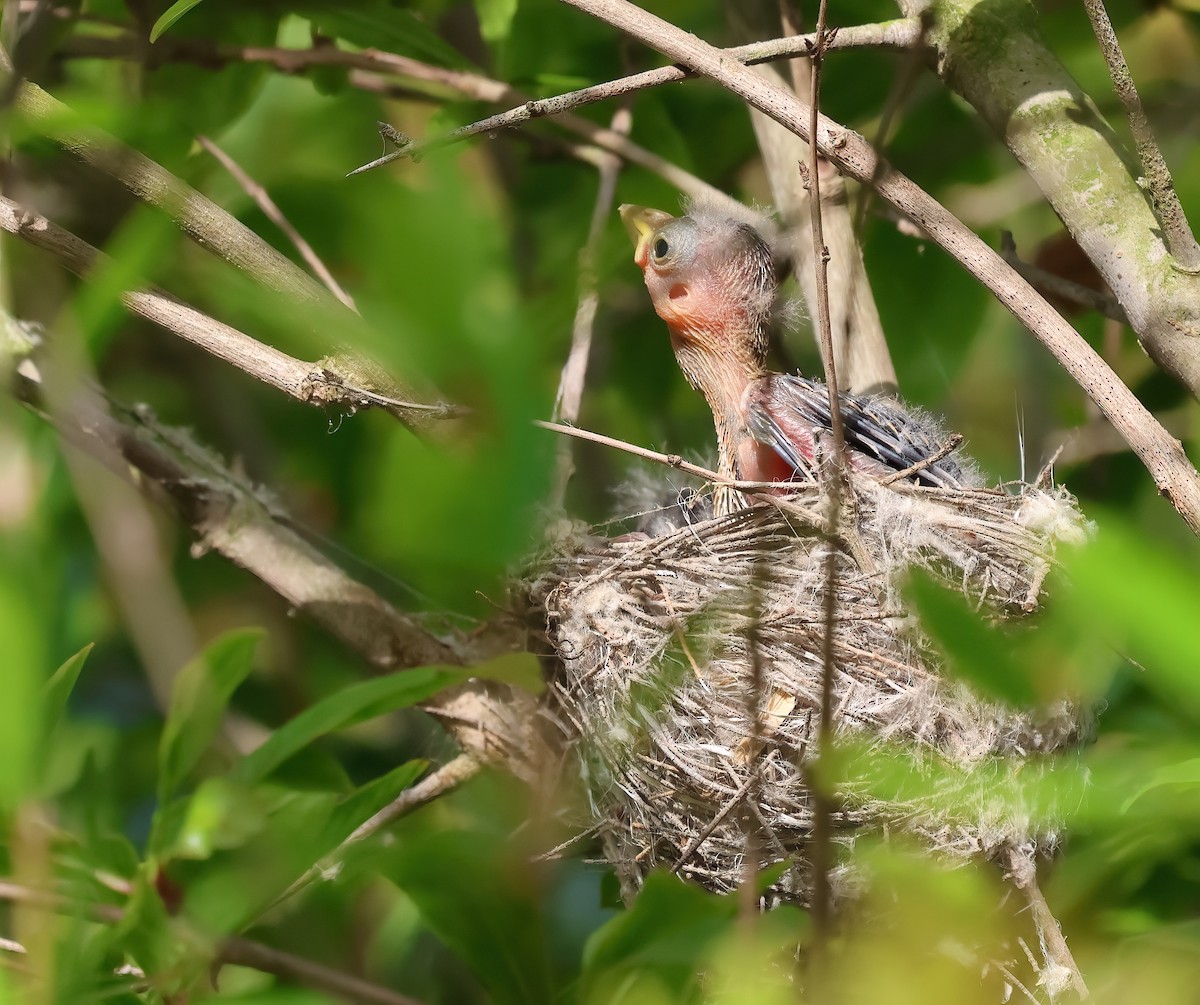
619,201 -> 976,515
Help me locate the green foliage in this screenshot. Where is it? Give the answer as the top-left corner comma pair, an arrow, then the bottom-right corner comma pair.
5,0 -> 1200,1001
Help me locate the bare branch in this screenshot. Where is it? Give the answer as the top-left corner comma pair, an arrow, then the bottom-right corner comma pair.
197,135 -> 358,311
999,233 -> 1128,325
13,77 -> 335,309
557,0 -> 1200,536
551,105 -> 631,509
0,197 -> 462,425
1081,0 -> 1200,272
1005,848 -> 1089,999
12,358 -> 459,672
729,2 -> 899,395
348,19 -> 924,174
276,755 -> 481,909
0,880 -> 425,1005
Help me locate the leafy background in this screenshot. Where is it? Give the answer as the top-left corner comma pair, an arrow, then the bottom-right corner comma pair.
2,0 -> 1200,1001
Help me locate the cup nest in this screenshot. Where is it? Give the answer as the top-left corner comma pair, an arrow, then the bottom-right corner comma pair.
522,473 -> 1091,905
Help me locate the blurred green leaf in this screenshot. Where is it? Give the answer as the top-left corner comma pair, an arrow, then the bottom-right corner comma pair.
582,871 -> 737,998
43,642 -> 91,740
315,758 -> 427,857
387,827 -> 555,1005
158,628 -> 263,802
475,0 -> 518,43
0,568 -> 44,812
1122,758 -> 1200,813
302,1 -> 469,67
905,570 -> 1039,706
149,0 -> 208,42
172,777 -> 270,860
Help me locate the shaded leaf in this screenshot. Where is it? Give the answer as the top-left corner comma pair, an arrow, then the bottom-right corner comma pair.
43,642 -> 92,739
158,628 -> 263,802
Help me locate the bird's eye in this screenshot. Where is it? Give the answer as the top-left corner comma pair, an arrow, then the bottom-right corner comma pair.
653,237 -> 670,259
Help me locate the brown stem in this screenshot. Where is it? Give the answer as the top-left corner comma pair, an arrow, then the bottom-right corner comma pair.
197,135 -> 358,311
0,197 -> 461,425
347,19 -> 924,174
557,0 -> 1200,536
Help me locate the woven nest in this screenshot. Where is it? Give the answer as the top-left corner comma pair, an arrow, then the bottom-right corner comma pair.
523,473 -> 1091,906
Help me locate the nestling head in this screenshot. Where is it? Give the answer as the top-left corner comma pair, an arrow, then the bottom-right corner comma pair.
619,203 -> 776,368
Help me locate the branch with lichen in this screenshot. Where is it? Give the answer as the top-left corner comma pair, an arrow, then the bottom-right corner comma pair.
894,0 -> 1200,398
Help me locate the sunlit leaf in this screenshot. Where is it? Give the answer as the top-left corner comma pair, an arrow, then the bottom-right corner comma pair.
475,0 -> 518,43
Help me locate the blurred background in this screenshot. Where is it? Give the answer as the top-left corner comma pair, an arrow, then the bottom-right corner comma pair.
2,0 -> 1200,1001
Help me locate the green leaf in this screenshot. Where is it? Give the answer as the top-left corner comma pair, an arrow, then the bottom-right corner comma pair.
149,0 -> 208,42
172,777 -> 270,860
475,0 -> 518,43
43,643 -> 92,739
301,1 -> 469,68
158,628 -> 263,802
582,871 -> 737,997
1121,758 -> 1200,813
315,759 -> 428,859
387,827 -> 556,1005
906,571 -> 1039,706
233,652 -> 540,785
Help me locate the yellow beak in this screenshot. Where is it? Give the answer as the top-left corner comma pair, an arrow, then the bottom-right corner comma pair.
618,204 -> 675,264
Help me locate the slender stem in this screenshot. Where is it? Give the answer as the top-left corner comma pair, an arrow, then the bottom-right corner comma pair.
1081,0 -> 1200,272
556,0 -> 1200,535
347,19 -> 924,173
0,197 -> 461,424
197,135 -> 358,311
804,0 -> 839,947
550,106 -> 632,509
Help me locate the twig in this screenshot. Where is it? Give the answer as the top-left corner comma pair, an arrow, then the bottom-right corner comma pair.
0,197 -> 461,425
803,2 -> 841,947
1005,848 -> 1089,999
879,433 -> 964,484
0,880 -> 424,1005
12,77 -> 335,309
274,755 -> 480,908
197,135 -> 358,311
12,358 -> 459,672
348,19 -> 923,174
221,937 -> 424,1005
57,33 -> 734,212
1081,0 -> 1200,272
550,105 -> 632,509
557,0 -> 1200,536
999,232 -> 1128,325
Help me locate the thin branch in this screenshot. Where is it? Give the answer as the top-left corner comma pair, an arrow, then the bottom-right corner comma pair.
347,19 -> 924,173
1005,848 -> 1089,999
58,32 -> 739,212
0,197 -> 462,424
999,232 -> 1128,325
13,76 -> 334,308
275,755 -> 481,909
557,0 -> 1200,536
0,880 -> 424,1005
1081,0 -> 1200,272
804,3 -> 840,947
551,105 -> 631,509
12,357 -> 460,672
221,937 -> 425,1005
879,433 -> 964,484
197,135 -> 358,311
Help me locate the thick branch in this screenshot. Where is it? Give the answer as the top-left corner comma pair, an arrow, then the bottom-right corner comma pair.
898,0 -> 1200,397
0,197 -> 460,424
558,0 -> 1200,535
1081,0 -> 1200,271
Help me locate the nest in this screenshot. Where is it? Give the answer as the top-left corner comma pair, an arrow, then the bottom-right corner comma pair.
523,473 -> 1091,906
